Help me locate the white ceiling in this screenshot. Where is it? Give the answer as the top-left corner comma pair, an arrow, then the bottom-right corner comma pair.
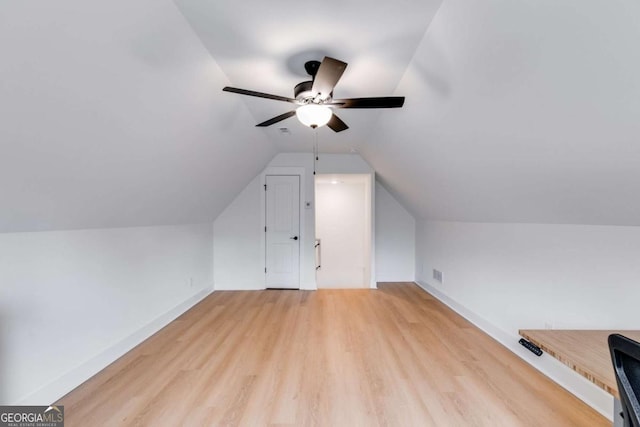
3,0 -> 640,232
364,0 -> 640,225
175,0 -> 443,152
0,0 -> 277,232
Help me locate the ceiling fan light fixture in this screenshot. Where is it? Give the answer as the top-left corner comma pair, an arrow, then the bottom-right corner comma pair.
223,56 -> 404,132
296,104 -> 332,128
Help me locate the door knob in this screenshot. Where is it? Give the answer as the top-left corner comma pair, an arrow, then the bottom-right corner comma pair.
290,236 -> 298,240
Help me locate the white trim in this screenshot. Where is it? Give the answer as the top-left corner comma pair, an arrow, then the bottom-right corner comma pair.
414,280 -> 614,421
369,172 -> 377,289
214,283 -> 264,291
16,288 -> 214,405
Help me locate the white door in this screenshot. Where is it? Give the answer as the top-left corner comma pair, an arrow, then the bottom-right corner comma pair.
265,175 -> 300,289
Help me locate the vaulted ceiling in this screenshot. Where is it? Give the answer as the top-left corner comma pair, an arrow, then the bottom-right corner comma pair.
2,0 -> 640,232
175,0 -> 443,152
0,0 -> 277,232
366,0 -> 640,225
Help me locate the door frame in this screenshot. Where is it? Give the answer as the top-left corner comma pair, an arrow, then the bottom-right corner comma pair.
260,167 -> 307,289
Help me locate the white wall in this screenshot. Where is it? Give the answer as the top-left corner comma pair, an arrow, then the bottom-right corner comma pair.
416,220 -> 640,332
0,223 -> 213,405
315,154 -> 375,175
316,177 -> 369,288
213,154 -> 314,290
213,174 -> 264,290
415,220 -> 640,419
375,182 -> 415,282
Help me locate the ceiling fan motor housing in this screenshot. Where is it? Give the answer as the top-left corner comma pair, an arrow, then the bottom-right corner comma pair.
294,81 -> 313,100
294,80 -> 331,104
297,60 -> 332,103
304,60 -> 321,77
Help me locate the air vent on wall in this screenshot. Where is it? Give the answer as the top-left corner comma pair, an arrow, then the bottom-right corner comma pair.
433,269 -> 443,283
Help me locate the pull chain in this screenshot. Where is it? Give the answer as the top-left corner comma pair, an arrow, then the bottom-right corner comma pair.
313,128 -> 319,175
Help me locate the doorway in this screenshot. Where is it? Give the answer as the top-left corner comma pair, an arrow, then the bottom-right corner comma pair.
265,175 -> 300,289
315,174 -> 372,288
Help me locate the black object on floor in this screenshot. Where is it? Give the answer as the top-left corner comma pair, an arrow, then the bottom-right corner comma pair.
519,338 -> 543,356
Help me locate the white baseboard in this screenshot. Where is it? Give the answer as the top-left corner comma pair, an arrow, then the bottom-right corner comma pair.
214,283 -> 318,291
213,283 -> 265,291
414,280 -> 613,421
17,287 -> 214,405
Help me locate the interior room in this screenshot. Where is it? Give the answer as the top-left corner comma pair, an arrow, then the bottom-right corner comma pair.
2,0 -> 640,425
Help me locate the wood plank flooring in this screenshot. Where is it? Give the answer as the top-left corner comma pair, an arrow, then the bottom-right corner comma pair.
58,283 -> 608,426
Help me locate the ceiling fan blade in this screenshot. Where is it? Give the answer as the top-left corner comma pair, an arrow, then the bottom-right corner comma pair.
256,111 -> 296,127
330,96 -> 405,109
327,113 -> 349,133
311,57 -> 347,100
223,87 -> 297,103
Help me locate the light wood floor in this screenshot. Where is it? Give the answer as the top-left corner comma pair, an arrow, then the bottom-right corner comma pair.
58,283 -> 608,426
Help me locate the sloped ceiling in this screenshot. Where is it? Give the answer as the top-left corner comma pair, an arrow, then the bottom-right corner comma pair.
0,0 -> 277,233
175,0 -> 443,153
3,0 -> 640,231
177,0 -> 640,226
363,0 -> 640,225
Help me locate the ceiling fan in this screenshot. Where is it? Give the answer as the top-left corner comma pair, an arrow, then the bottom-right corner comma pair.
222,57 -> 405,132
